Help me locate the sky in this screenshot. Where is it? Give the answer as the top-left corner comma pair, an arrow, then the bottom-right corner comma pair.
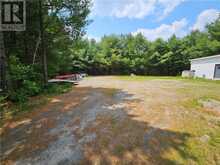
86,0 -> 220,41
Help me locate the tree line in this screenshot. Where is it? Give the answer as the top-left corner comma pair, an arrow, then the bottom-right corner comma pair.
72,18 -> 220,76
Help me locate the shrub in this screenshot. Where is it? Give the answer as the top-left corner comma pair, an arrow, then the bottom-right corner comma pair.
8,56 -> 42,102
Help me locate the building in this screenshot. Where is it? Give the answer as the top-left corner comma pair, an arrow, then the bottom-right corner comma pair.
190,55 -> 220,80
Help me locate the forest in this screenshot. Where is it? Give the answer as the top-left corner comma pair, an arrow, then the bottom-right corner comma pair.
0,0 -> 220,102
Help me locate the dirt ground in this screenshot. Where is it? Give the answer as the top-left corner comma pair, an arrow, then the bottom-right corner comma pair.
0,76 -> 220,165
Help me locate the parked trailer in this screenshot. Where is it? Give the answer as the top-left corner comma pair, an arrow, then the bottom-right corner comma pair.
48,79 -> 79,84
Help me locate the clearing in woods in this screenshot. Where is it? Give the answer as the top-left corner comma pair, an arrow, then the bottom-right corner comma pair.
1,76 -> 220,165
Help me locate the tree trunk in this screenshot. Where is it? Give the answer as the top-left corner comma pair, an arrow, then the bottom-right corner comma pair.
0,32 -> 6,92
39,0 -> 48,84
23,32 -> 29,64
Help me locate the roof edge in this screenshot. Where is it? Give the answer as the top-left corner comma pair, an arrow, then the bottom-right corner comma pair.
190,54 -> 220,61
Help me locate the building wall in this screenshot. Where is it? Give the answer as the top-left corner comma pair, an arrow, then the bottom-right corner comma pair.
191,56 -> 220,79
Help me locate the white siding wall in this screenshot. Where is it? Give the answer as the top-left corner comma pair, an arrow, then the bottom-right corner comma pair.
191,56 -> 220,79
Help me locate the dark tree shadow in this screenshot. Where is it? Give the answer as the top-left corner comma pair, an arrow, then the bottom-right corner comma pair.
0,87 -> 195,165
75,87 -> 195,165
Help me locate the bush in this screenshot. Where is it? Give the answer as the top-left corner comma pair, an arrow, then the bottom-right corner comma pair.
7,56 -> 42,102
5,56 -> 73,103
8,90 -> 28,102
23,80 -> 41,96
44,83 -> 72,94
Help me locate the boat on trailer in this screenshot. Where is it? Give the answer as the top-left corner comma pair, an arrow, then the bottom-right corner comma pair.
48,74 -> 83,84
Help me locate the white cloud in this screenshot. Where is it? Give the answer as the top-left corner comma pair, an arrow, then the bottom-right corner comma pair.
157,0 -> 185,20
132,18 -> 188,41
131,9 -> 220,41
112,0 -> 156,19
192,9 -> 219,31
91,0 -> 184,19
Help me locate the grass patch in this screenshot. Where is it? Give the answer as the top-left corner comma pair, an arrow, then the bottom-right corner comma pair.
43,83 -> 72,95
115,75 -> 220,84
115,75 -> 182,81
113,144 -> 126,156
210,129 -> 220,147
182,98 -> 202,109
182,77 -> 220,85
0,83 -> 73,126
177,109 -> 220,165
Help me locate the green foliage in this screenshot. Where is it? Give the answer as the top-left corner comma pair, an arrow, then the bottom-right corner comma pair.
3,0 -> 91,103
44,83 -> 72,95
207,16 -> 220,41
8,56 -> 42,102
72,18 -> 220,76
210,129 -> 220,147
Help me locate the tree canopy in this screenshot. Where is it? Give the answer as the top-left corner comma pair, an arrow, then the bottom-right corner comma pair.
72,18 -> 220,76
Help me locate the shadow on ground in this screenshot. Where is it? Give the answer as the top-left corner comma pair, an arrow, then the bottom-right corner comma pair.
0,86 -> 194,165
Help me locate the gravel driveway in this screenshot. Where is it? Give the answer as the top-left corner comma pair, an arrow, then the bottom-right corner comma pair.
1,76 -> 219,165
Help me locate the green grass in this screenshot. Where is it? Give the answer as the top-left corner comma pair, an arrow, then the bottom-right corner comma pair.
173,79 -> 220,164
182,77 -> 220,85
0,83 -> 73,126
113,144 -> 126,156
87,75 -> 220,85
115,75 -> 220,84
44,83 -> 73,95
113,76 -> 220,164
116,75 -> 182,81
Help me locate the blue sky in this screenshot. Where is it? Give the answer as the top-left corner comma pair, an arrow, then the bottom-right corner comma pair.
86,0 -> 220,41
